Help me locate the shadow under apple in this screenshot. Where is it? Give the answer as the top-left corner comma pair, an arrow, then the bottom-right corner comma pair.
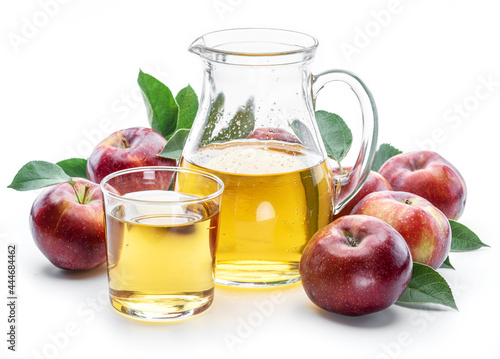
307,301 -> 400,328
41,262 -> 107,280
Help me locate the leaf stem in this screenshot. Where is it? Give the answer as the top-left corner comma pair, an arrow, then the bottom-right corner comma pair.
337,160 -> 343,175
82,184 -> 91,204
68,180 -> 81,203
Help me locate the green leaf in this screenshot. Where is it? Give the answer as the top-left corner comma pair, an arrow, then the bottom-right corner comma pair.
450,220 -> 489,251
56,158 -> 88,179
201,93 -> 225,146
137,70 -> 179,139
440,256 -> 455,270
175,85 -> 198,131
372,143 -> 402,172
290,119 -> 314,145
211,98 -> 255,143
157,128 -> 191,160
8,161 -> 73,191
315,110 -> 352,163
397,262 -> 458,311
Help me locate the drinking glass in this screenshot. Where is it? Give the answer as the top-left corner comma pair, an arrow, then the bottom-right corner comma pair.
101,166 -> 224,321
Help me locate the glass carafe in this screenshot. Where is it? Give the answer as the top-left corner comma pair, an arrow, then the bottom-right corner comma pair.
180,28 -> 378,287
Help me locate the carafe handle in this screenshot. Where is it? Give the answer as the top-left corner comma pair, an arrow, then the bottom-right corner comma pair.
313,69 -> 378,214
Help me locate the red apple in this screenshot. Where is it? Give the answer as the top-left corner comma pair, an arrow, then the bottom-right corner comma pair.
29,178 -> 106,270
378,151 -> 466,220
300,215 -> 412,316
351,191 -> 451,269
248,127 -> 301,143
333,167 -> 392,220
86,127 -> 176,184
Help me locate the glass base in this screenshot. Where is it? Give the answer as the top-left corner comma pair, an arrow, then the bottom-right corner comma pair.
215,260 -> 301,287
109,290 -> 213,321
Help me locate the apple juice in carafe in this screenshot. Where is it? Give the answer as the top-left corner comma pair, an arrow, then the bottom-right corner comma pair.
183,29 -> 379,287
180,140 -> 333,286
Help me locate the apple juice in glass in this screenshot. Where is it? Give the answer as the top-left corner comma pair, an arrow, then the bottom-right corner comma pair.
101,167 -> 223,321
181,29 -> 378,287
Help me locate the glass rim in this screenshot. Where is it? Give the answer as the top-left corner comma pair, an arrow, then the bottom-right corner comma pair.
189,28 -> 319,65
100,166 -> 224,205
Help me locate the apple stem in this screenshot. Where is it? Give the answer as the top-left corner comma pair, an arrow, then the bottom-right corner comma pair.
343,230 -> 358,247
404,198 -> 412,205
68,181 -> 91,204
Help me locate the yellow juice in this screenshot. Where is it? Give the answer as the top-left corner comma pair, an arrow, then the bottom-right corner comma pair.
105,190 -> 220,319
180,140 -> 333,286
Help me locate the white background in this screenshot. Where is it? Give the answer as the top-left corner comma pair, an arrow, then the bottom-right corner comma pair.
1,0 -> 499,358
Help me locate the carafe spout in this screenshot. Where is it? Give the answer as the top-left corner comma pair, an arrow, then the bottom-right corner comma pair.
188,36 -> 206,56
